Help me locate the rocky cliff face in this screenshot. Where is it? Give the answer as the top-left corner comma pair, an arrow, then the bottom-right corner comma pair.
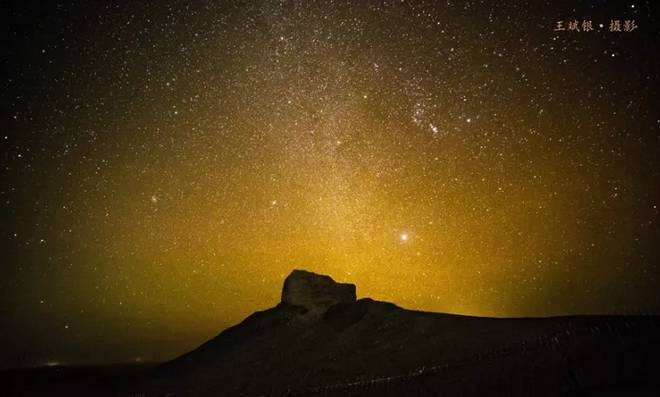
281,269 -> 356,316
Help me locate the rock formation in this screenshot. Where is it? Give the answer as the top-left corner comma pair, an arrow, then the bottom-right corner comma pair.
146,269 -> 660,397
280,269 -> 356,316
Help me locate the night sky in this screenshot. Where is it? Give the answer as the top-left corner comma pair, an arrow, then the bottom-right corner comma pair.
2,1 -> 659,368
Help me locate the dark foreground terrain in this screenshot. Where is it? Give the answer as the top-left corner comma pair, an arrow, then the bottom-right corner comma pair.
5,270 -> 660,396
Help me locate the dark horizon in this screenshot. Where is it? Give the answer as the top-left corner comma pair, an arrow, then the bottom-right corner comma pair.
4,269 -> 659,396
5,285 -> 660,371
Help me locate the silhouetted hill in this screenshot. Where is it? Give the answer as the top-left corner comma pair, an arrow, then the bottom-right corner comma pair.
148,270 -> 660,396
5,270 -> 660,396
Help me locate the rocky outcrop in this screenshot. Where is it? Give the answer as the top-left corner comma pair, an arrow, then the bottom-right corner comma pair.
281,269 -> 356,315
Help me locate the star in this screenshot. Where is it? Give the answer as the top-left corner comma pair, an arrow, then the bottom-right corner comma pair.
430,123 -> 439,136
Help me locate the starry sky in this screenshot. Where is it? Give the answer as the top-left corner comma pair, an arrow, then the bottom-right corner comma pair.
2,1 -> 659,368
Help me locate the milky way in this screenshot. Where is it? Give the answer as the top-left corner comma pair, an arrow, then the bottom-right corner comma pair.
3,1 -> 659,366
